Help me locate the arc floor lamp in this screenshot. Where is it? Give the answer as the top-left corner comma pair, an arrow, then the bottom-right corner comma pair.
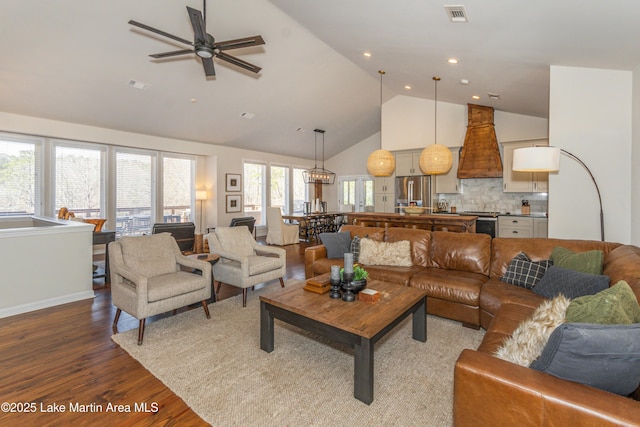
512,146 -> 604,241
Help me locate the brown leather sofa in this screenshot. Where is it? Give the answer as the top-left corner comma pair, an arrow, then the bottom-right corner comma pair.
304,225 -> 640,425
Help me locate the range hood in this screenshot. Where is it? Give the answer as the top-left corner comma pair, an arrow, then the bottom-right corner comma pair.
457,104 -> 503,178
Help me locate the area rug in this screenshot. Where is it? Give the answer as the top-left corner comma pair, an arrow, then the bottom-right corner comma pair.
112,286 -> 485,426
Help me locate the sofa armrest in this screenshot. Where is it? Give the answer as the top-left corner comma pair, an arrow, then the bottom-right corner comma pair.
454,349 -> 640,426
304,245 -> 327,279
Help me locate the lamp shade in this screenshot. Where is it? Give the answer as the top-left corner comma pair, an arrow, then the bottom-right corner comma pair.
419,144 -> 453,175
196,190 -> 208,200
512,146 -> 560,172
367,149 -> 396,177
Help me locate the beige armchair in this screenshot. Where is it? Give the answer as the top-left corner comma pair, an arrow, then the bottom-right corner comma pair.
109,233 -> 212,345
206,226 -> 286,307
266,207 -> 299,245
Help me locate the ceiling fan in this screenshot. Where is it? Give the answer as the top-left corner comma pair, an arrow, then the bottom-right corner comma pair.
128,0 -> 265,77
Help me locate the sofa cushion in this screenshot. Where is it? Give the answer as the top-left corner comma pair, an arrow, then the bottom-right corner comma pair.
494,295 -> 571,366
501,252 -> 552,289
358,238 -> 413,267
480,279 -> 547,318
385,228 -> 432,267
410,268 -> 487,307
427,231 -> 492,276
565,281 -> 640,324
319,231 -> 351,259
365,265 -> 425,287
551,246 -> 604,275
533,266 -> 609,299
530,323 -> 640,396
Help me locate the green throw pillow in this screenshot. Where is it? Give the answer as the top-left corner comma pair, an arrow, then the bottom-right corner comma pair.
550,246 -> 604,275
565,281 -> 640,324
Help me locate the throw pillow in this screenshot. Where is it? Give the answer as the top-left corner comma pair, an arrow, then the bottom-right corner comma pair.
530,323 -> 640,396
357,238 -> 413,267
565,280 -> 640,324
320,231 -> 352,259
494,295 -> 571,367
550,246 -> 604,275
350,235 -> 361,263
532,266 -> 609,299
501,252 -> 553,289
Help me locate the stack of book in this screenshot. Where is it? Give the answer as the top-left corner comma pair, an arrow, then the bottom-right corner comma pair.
303,272 -> 332,294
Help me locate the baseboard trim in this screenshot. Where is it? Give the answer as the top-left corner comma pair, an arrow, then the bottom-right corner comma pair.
0,291 -> 96,319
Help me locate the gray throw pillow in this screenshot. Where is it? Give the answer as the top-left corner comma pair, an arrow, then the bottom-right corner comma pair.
530,323 -> 640,396
501,252 -> 553,289
532,266 -> 609,299
320,231 -> 352,259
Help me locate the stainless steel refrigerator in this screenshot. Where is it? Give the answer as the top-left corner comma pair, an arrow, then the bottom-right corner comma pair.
395,176 -> 433,208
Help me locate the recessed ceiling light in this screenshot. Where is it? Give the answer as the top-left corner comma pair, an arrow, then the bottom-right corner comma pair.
190,98 -> 198,103
404,85 -> 412,90
448,58 -> 458,64
363,52 -> 372,57
460,79 -> 469,85
472,95 -> 480,100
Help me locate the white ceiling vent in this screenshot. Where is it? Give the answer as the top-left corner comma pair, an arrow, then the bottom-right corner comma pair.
444,5 -> 468,22
128,79 -> 150,90
240,112 -> 255,119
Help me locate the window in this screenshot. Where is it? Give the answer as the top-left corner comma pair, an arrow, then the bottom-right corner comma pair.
116,151 -> 155,236
339,176 -> 374,212
162,155 -> 194,223
244,162 -> 265,225
54,143 -> 104,218
292,167 -> 308,214
270,165 -> 289,213
0,136 -> 42,216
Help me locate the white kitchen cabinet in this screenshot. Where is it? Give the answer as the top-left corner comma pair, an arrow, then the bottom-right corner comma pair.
502,140 -> 549,193
374,175 -> 396,213
435,147 -> 461,193
395,151 -> 422,176
498,216 -> 548,238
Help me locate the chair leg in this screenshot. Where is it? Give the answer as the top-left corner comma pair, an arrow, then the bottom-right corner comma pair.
215,280 -> 223,295
242,289 -> 248,307
201,300 -> 211,319
112,308 -> 122,334
279,277 -> 285,288
172,309 -> 178,315
137,319 -> 146,346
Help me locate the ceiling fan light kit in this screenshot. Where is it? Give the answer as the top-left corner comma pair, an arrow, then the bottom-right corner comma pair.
367,70 -> 396,177
128,0 -> 264,77
420,76 -> 453,175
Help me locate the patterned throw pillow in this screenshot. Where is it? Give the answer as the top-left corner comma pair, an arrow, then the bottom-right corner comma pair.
533,266 -> 609,299
501,252 -> 553,289
350,235 -> 361,263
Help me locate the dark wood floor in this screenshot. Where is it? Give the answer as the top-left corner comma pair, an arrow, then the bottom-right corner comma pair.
0,238 -> 311,426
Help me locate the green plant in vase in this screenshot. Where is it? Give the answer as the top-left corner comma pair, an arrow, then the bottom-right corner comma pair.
340,265 -> 369,282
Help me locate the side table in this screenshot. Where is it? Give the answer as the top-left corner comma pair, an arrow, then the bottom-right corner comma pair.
93,230 -> 116,282
187,253 -> 220,304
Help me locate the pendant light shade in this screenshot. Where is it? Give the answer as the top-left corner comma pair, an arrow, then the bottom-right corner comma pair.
419,76 -> 452,175
367,70 -> 396,177
302,129 -> 336,185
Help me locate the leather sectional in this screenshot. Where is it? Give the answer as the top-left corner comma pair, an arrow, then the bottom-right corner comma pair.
304,224 -> 640,425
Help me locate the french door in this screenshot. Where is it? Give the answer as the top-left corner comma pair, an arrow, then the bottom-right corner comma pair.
338,176 -> 374,212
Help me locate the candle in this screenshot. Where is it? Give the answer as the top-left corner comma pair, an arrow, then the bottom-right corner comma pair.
344,253 -> 354,274
330,265 -> 340,281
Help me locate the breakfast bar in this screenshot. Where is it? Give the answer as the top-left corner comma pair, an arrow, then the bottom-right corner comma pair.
345,212 -> 478,233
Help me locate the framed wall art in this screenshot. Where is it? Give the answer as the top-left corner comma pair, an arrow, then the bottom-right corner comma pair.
226,194 -> 242,213
226,173 -> 242,192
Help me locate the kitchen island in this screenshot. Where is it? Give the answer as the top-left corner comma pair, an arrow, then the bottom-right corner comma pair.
345,212 -> 477,233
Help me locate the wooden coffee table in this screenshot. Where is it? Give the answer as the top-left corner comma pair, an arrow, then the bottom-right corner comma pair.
259,280 -> 428,404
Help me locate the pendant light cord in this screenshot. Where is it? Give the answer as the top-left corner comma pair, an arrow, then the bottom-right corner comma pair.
433,76 -> 440,145
379,70 -> 385,149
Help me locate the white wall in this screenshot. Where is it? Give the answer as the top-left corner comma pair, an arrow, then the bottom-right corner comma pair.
381,95 -> 548,151
548,66 -> 632,243
632,63 -> 640,245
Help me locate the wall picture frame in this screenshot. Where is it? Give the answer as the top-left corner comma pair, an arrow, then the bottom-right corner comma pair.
225,194 -> 242,213
226,173 -> 242,192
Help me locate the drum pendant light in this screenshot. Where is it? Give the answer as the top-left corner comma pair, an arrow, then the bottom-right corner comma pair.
367,70 -> 396,177
419,76 -> 453,175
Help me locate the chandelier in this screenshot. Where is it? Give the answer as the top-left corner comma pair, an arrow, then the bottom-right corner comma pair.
302,129 -> 336,184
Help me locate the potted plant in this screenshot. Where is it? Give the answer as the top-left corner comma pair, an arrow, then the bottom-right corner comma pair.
340,265 -> 369,293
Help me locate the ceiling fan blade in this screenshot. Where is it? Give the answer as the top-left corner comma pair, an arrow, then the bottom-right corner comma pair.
202,57 -> 216,77
216,51 -> 262,74
150,49 -> 194,59
214,35 -> 265,51
128,20 -> 193,46
186,6 -> 207,44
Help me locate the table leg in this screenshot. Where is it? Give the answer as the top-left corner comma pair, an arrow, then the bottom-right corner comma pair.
412,297 -> 427,342
260,301 -> 274,353
354,338 -> 374,405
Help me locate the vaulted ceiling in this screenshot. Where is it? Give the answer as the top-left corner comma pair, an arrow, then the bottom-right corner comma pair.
2,1 -> 640,159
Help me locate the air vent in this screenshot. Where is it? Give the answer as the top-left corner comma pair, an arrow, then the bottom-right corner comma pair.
128,79 -> 150,90
240,112 -> 255,119
488,93 -> 500,100
444,5 -> 468,22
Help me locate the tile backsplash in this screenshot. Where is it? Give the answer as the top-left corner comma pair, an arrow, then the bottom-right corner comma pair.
435,177 -> 548,215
